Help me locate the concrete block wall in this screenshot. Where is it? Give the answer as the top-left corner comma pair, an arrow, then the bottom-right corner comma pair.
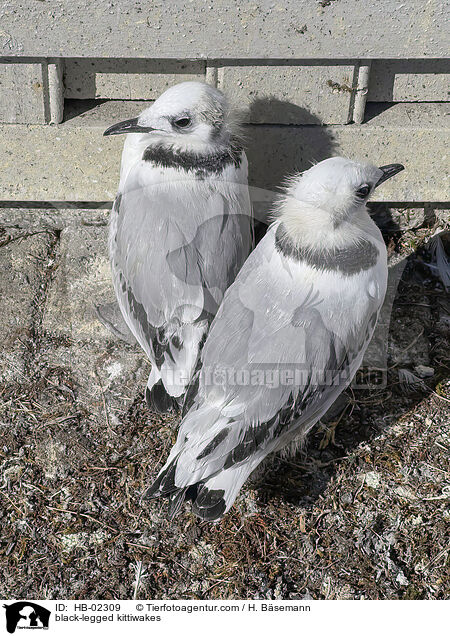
3,58 -> 449,124
367,60 -> 449,102
0,1 -> 448,204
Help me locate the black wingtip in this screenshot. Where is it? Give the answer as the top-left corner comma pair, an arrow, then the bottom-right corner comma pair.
145,479 -> 227,521
144,454 -> 181,502
191,485 -> 227,521
145,381 -> 181,414
143,480 -> 161,501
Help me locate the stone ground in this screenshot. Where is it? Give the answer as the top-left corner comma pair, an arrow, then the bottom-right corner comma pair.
0,204 -> 449,600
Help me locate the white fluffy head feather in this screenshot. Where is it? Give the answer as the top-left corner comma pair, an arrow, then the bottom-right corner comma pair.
286,157 -> 383,218
135,81 -> 240,152
274,157 -> 403,249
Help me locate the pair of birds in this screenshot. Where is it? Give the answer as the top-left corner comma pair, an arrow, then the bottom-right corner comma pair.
103,81 -> 404,521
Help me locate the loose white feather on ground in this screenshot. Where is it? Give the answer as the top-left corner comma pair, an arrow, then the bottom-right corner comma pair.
103,82 -> 253,412
146,157 -> 405,520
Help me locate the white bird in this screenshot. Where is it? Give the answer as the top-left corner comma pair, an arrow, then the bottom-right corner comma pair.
103,82 -> 252,412
146,157 -> 405,520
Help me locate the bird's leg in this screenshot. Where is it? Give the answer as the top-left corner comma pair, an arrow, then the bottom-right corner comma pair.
319,419 -> 340,450
318,393 -> 350,449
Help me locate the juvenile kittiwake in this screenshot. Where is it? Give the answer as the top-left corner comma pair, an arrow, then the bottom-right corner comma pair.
146,157 -> 404,520
103,82 -> 252,412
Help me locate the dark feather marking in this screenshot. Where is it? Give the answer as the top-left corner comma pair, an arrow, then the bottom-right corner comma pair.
111,193 -> 123,245
368,308 -> 379,333
275,223 -> 379,275
198,330 -> 208,352
219,212 -> 230,235
185,483 -> 199,501
145,457 -> 180,499
167,488 -> 188,519
145,382 -> 179,414
182,370 -> 200,417
143,142 -> 242,178
192,486 -> 226,521
118,273 -> 167,367
113,192 -> 123,217
159,459 -> 180,494
172,334 -> 182,350
196,427 -> 230,461
223,410 -> 286,470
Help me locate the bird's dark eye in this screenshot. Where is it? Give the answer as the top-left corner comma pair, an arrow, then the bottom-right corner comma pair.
356,184 -> 371,198
173,117 -> 191,129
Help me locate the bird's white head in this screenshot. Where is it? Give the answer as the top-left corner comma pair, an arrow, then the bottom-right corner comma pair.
289,157 -> 404,221
103,81 -> 237,153
276,157 -> 404,247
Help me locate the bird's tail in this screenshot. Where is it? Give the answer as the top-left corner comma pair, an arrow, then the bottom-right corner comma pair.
145,381 -> 181,413
145,320 -> 209,414
145,368 -> 181,414
145,456 -> 252,521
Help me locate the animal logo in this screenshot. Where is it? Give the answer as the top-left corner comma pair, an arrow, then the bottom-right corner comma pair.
3,602 -> 50,634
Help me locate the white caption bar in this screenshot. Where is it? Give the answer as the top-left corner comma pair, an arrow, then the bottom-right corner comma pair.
1,599 -> 447,635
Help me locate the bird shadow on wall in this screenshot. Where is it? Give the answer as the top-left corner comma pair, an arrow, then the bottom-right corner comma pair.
240,97 -> 337,241
252,216 -> 449,510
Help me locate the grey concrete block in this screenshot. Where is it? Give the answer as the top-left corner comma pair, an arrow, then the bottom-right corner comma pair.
48,59 -> 64,124
41,223 -> 150,423
64,59 -> 206,99
0,121 -> 121,201
42,225 -> 115,342
245,104 -> 448,206
363,102 -> 448,127
368,59 -> 450,102
352,62 -> 371,124
0,207 -> 109,231
0,230 -> 51,382
0,59 -> 47,123
0,58 -> 64,124
63,98 -> 150,128
1,1 -> 447,58
217,64 -> 355,124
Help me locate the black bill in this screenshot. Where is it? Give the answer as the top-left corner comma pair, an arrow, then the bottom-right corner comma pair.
375,163 -> 405,187
103,118 -> 155,136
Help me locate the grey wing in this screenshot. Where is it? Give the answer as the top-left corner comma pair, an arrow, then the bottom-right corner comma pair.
166,197 -> 253,318
110,167 -> 252,388
168,226 -> 381,486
